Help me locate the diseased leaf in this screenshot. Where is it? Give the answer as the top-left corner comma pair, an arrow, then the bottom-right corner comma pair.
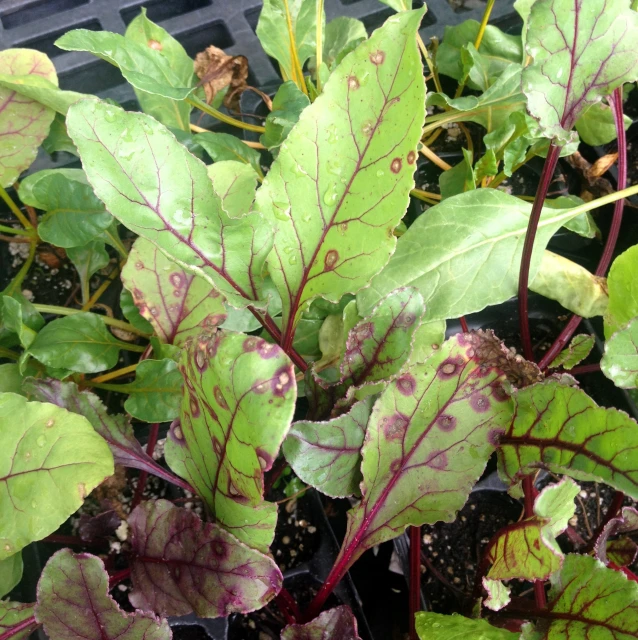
67,99 -> 272,310
358,189 -> 592,321
333,332 -> 515,571
0,393 -> 113,560
129,500 -> 282,617
602,318 -> 638,389
522,0 -> 638,143
415,612 -> 518,640
575,101 -> 633,146
0,49 -> 56,187
482,577 -> 511,612
197,132 -> 263,177
0,602 -> 37,640
605,245 -> 638,339
0,553 -> 22,597
122,238 -> 227,346
260,81 -> 310,154
281,605 -> 361,640
283,398 -> 372,498
35,549 -> 171,640
67,241 -> 110,304
120,288 -> 154,334
165,331 -> 296,551
256,9 -> 425,338
322,17 -> 367,70
549,334 -> 595,370
498,380 -> 638,499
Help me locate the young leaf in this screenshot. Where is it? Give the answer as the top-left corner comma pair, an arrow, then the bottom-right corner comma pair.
121,238 -> 227,346
0,49 -> 56,187
0,553 -> 23,598
605,245 -> 638,339
482,577 -> 511,612
28,313 -> 131,374
439,148 -> 475,199
332,331 -> 516,571
35,549 -> 171,640
415,612 -> 518,640
67,99 -> 272,310
321,17 -> 367,70
0,602 -> 37,640
575,101 -> 633,146
23,378 -> 187,490
601,317 -> 638,389
523,555 -> 638,639
283,398 -> 372,498
498,380 -> 638,499
549,334 -> 595,370
260,81 -> 310,153
256,9 -> 426,341
165,331 -> 296,551
67,241 -> 110,304
128,500 -> 282,617
522,0 -> 638,143
0,393 -> 113,560
1,296 -> 38,349
595,506 -> 638,565
197,131 -> 263,177
281,605 -> 361,640
358,189 -> 592,321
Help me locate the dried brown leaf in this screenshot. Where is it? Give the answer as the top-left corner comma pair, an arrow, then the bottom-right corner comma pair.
194,45 -> 248,110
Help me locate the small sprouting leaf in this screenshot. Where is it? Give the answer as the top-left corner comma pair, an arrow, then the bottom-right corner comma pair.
549,334 -> 595,370
523,555 -> 638,639
24,378 -> 184,489
498,380 -> 638,499
122,238 -> 227,346
440,148 -> 475,200
281,605 -> 361,640
595,506 -> 638,566
67,99 -> 272,310
260,81 -> 310,154
256,9 -> 425,338
602,318 -> 638,389
35,549 -> 171,640
522,0 -> 638,143
0,49 -> 57,187
18,169 -> 113,248
197,132 -> 263,177
482,577 -> 511,612
575,101 -> 633,146
415,612 -> 518,640
321,17 -> 367,70
28,313 -> 131,374
529,251 -> 608,318
128,500 -> 282,617
0,602 -> 36,640
165,331 -> 296,551
0,392 -> 113,560
333,332 -> 515,570
283,398 -> 372,498
67,241 -> 110,304
605,245 -> 638,339
0,553 -> 23,597
358,189 -> 592,321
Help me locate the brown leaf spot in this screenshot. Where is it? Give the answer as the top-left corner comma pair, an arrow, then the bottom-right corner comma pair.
427,451 -> 448,470
324,249 -> 339,271
78,483 -> 87,499
195,345 -> 207,372
488,428 -> 504,445
228,481 -> 248,502
390,157 -> 402,174
384,412 -> 409,440
390,459 -> 402,473
272,366 -> 294,397
213,541 -> 228,558
354,322 -> 374,341
347,75 -> 360,90
170,420 -> 184,442
147,39 -> 162,51
396,311 -> 416,328
407,150 -> 417,164
362,122 -> 374,137
258,341 -> 279,359
470,393 -> 491,413
203,313 -> 225,328
490,383 -> 510,403
243,337 -> 260,352
212,436 -> 223,455
369,50 -> 385,65
189,394 -> 200,417
438,357 -> 463,379
257,448 -> 272,471
437,415 -> 456,431
135,261 -> 144,270
169,273 -> 184,289
194,45 -> 248,110
46,419 -> 55,428
253,381 -> 268,394
214,386 -> 229,410
396,374 -> 416,396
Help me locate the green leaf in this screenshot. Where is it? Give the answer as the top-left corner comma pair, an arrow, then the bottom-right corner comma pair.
121,238 -> 227,346
282,606 -> 362,640
607,537 -> 638,567
42,113 -> 78,156
474,149 -> 498,182
1,296 -> 38,349
498,380 -> 638,499
601,317 -> 638,389
460,43 -> 493,92
415,612 -> 518,640
120,288 -> 154,334
0,602 -> 37,640
283,398 -> 372,498
406,319 -> 447,367
197,131 -> 263,177
482,578 -> 511,612
0,73 -> 89,115
544,195 -> 599,239
440,148 -> 475,199
0,49 -> 57,187
207,161 -> 261,219
165,331 -> 296,551
575,101 -> 633,146
549,334 -> 595,370
55,30 -> 192,101
35,549 -> 171,640
18,169 -> 112,248
529,251 -> 608,318
605,245 -> 638,339
522,0 -> 638,143
0,293 -> 44,348
357,189 -> 591,322
0,553 -> 22,597
333,332 -> 515,570
125,9 -> 193,131
67,99 -> 272,310
0,392 -> 113,560
256,9 -> 426,336
67,241 -> 110,304
322,17 -> 367,70
260,81 -> 310,153
29,313 -> 130,374
0,364 -> 24,395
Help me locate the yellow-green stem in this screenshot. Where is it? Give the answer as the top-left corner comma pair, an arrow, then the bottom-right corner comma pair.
418,35 -> 443,94
315,0 -> 325,93
5,240 -> 36,296
187,96 -> 266,134
89,363 -> 138,384
562,183 -> 638,218
0,224 -> 33,237
0,346 -> 19,360
411,188 -> 441,204
0,184 -> 31,229
488,151 -> 536,188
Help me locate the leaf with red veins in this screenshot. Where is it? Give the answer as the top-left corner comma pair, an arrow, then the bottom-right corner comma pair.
255,9 -> 426,342
122,238 -> 227,346
23,377 -> 189,491
164,330 -> 296,552
281,606 -> 362,640
35,549 -> 171,640
0,602 -> 37,640
607,538 -> 638,568
497,380 -> 638,499
67,99 -> 272,310
523,0 -> 638,143
0,49 -> 57,187
128,500 -> 282,618
595,506 -> 638,566
333,331 -> 515,572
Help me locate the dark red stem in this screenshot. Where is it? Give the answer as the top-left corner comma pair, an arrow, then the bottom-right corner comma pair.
568,363 -> 600,376
42,534 -> 106,548
264,457 -> 288,496
584,490 -> 625,554
0,617 -> 39,640
459,316 -> 469,333
275,587 -> 302,624
131,423 -> 160,510
108,567 -> 132,588
409,526 -> 422,640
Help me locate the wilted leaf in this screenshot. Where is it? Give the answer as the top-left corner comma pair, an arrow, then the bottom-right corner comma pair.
549,334 -> 595,370
165,331 -> 296,551
605,245 -> 638,339
35,549 -> 171,640
482,577 -> 511,612
415,612 -> 517,640
0,393 -> 113,560
194,46 -> 247,110
260,81 -> 310,154
601,317 -> 638,389
498,380 -> 638,499
281,605 -> 361,639
0,553 -> 22,598
0,602 -> 36,640
0,49 -> 56,187
196,131 -> 263,176
128,500 -> 282,617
